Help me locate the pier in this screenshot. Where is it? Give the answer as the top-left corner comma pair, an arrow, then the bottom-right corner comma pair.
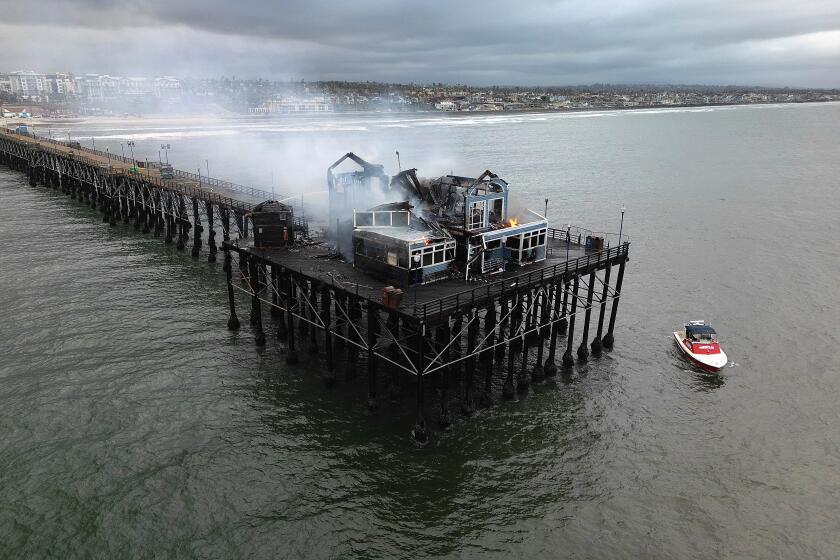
224,228 -> 628,446
0,128 -> 630,446
0,127 -> 305,257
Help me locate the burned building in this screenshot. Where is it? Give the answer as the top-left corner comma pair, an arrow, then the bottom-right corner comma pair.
326,153 -> 549,285
391,169 -> 548,278
327,152 -> 389,239
250,200 -> 295,248
352,202 -> 456,286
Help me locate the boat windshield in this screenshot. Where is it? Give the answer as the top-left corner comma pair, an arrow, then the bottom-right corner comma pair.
686,324 -> 717,341
689,333 -> 717,342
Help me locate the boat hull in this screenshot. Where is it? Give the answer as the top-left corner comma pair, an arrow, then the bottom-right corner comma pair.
673,331 -> 727,372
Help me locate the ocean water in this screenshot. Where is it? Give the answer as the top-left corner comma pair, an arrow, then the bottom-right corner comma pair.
1,103 -> 839,558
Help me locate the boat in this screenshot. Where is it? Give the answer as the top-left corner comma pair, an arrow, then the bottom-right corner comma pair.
673,320 -> 727,372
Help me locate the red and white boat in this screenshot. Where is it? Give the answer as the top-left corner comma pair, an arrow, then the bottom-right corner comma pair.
673,320 -> 728,372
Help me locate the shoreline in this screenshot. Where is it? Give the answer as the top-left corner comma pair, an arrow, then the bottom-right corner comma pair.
6,99 -> 838,128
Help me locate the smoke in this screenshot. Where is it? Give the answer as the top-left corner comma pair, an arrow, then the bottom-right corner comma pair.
19,102 -> 480,237
222,113 -> 470,229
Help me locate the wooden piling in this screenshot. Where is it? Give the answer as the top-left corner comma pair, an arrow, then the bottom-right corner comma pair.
224,248 -> 240,331
591,262 -> 612,354
602,256 -> 626,349
577,269 -> 596,362
562,275 -> 579,368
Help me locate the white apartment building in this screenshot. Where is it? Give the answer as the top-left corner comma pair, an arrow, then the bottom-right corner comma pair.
8,71 -> 48,97
47,73 -> 77,95
153,76 -> 182,98
2,70 -> 183,100
74,74 -> 122,99
119,77 -> 152,96
71,74 -> 181,99
75,74 -> 103,99
263,96 -> 333,113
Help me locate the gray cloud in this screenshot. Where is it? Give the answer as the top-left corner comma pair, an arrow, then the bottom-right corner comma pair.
2,0 -> 839,86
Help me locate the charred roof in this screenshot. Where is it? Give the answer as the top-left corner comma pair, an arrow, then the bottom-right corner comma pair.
252,200 -> 293,213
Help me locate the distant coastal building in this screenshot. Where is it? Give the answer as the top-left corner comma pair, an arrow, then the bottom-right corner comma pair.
46,73 -> 76,95
153,76 -> 182,99
8,71 -> 48,100
71,74 -> 181,99
249,95 -> 333,113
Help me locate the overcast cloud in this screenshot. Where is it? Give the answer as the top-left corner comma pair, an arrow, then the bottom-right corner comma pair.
2,0 -> 839,86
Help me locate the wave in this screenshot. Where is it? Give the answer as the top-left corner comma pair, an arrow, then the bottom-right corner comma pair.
93,129 -> 241,140
254,126 -> 370,133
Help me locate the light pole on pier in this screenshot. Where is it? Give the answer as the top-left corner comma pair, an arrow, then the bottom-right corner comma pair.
127,140 -> 136,163
205,159 -> 210,179
120,142 -> 125,159
565,223 -> 571,262
618,204 -> 626,245
161,144 -> 170,164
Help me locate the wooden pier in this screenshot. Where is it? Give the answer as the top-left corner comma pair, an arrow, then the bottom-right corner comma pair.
225,228 -> 629,446
0,128 -> 307,258
1,127 -> 630,446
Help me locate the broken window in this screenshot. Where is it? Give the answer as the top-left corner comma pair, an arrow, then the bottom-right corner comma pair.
468,201 -> 485,229
490,198 -> 504,222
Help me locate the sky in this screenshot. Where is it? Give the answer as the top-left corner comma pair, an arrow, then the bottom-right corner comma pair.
2,0 -> 839,87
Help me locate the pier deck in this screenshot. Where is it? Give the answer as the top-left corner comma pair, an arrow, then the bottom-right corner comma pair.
235,231 -> 620,322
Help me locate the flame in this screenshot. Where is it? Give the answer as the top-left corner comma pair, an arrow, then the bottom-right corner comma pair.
508,217 -> 518,227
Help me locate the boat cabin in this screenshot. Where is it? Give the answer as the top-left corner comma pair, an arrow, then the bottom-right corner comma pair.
683,321 -> 721,354
685,322 -> 718,342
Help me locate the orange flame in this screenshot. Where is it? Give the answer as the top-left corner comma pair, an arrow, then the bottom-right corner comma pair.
508,217 -> 519,227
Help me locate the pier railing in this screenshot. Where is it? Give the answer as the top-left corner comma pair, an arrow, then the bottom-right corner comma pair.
1,129 -> 254,212
3,127 -> 277,205
171,169 -> 274,202
547,226 -> 630,247
413,242 -> 629,319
